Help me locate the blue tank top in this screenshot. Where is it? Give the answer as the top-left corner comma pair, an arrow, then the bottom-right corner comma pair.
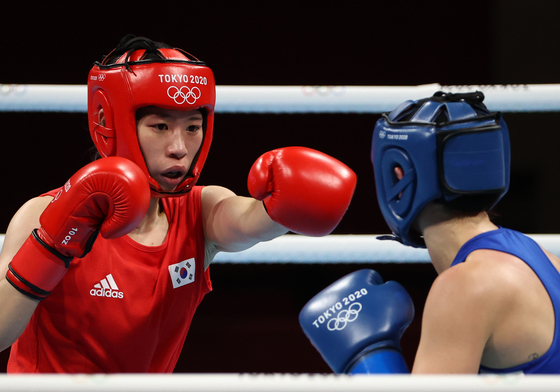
450,227 -> 560,374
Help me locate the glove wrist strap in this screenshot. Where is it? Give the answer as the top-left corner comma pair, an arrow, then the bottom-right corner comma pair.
5,230 -> 72,300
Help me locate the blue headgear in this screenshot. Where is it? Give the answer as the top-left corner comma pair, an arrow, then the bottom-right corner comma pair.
371,91 -> 510,248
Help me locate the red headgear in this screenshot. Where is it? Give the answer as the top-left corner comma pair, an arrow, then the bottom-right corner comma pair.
87,35 -> 216,197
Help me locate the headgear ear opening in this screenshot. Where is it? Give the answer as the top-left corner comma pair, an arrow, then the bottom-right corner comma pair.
89,89 -> 116,157
87,35 -> 216,198
371,91 -> 510,248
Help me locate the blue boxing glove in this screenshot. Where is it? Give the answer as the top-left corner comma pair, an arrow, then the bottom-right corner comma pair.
299,269 -> 414,374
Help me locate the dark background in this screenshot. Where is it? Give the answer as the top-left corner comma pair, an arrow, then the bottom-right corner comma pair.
1,0 -> 559,373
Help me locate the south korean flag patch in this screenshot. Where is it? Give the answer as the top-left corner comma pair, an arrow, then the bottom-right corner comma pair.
168,258 -> 196,289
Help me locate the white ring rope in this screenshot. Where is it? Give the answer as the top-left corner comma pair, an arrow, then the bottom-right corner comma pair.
3,86 -> 560,387
1,83 -> 559,113
2,234 -> 560,263
0,373 -> 558,392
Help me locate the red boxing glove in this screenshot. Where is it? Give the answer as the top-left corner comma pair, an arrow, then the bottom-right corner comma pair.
248,147 -> 357,236
7,157 -> 150,300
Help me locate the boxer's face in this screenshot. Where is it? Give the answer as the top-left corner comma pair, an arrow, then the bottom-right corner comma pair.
136,107 -> 204,192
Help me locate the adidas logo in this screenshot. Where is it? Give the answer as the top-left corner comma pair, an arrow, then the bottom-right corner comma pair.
89,274 -> 124,299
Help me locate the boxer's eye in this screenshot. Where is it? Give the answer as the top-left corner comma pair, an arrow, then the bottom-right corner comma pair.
186,125 -> 201,133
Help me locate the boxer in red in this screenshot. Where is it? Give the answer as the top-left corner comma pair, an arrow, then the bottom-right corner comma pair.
0,35 -> 357,373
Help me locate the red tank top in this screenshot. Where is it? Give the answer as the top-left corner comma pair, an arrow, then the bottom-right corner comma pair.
8,186 -> 211,373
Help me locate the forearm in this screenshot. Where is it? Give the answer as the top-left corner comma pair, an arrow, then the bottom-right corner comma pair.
203,145 -> 356,253
0,278 -> 38,352
237,198 -> 288,240
210,196 -> 288,252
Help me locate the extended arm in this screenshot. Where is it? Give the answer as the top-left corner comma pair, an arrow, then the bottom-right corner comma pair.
202,186 -> 287,252
203,147 -> 357,253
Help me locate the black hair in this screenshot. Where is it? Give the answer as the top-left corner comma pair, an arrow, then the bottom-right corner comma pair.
98,34 -> 203,71
102,35 -> 172,66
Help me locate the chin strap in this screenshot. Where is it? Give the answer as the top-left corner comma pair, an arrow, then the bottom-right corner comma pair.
376,234 -> 403,244
375,234 -> 426,249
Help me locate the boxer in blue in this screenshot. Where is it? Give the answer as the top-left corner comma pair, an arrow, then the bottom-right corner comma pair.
300,91 -> 560,374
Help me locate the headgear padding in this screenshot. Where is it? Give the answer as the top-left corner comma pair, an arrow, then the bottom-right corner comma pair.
371,91 -> 510,248
87,35 -> 216,197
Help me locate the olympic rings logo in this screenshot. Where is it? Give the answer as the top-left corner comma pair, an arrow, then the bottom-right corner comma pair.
327,302 -> 362,331
301,85 -> 346,97
167,86 -> 201,105
0,84 -> 26,96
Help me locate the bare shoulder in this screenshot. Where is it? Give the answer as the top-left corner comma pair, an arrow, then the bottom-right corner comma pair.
413,250 -> 521,373
415,249 -> 549,373
200,185 -> 239,253
4,196 -> 52,239
429,250 -> 521,310
424,249 -> 530,328
0,196 -> 53,272
423,249 -> 529,340
200,185 -> 237,222
201,185 -> 235,224
201,185 -> 236,205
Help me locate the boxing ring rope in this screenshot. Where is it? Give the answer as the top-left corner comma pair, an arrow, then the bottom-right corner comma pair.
2,234 -> 560,263
0,373 -> 559,392
1,83 -> 560,113
2,85 -> 560,390
2,83 -> 560,262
